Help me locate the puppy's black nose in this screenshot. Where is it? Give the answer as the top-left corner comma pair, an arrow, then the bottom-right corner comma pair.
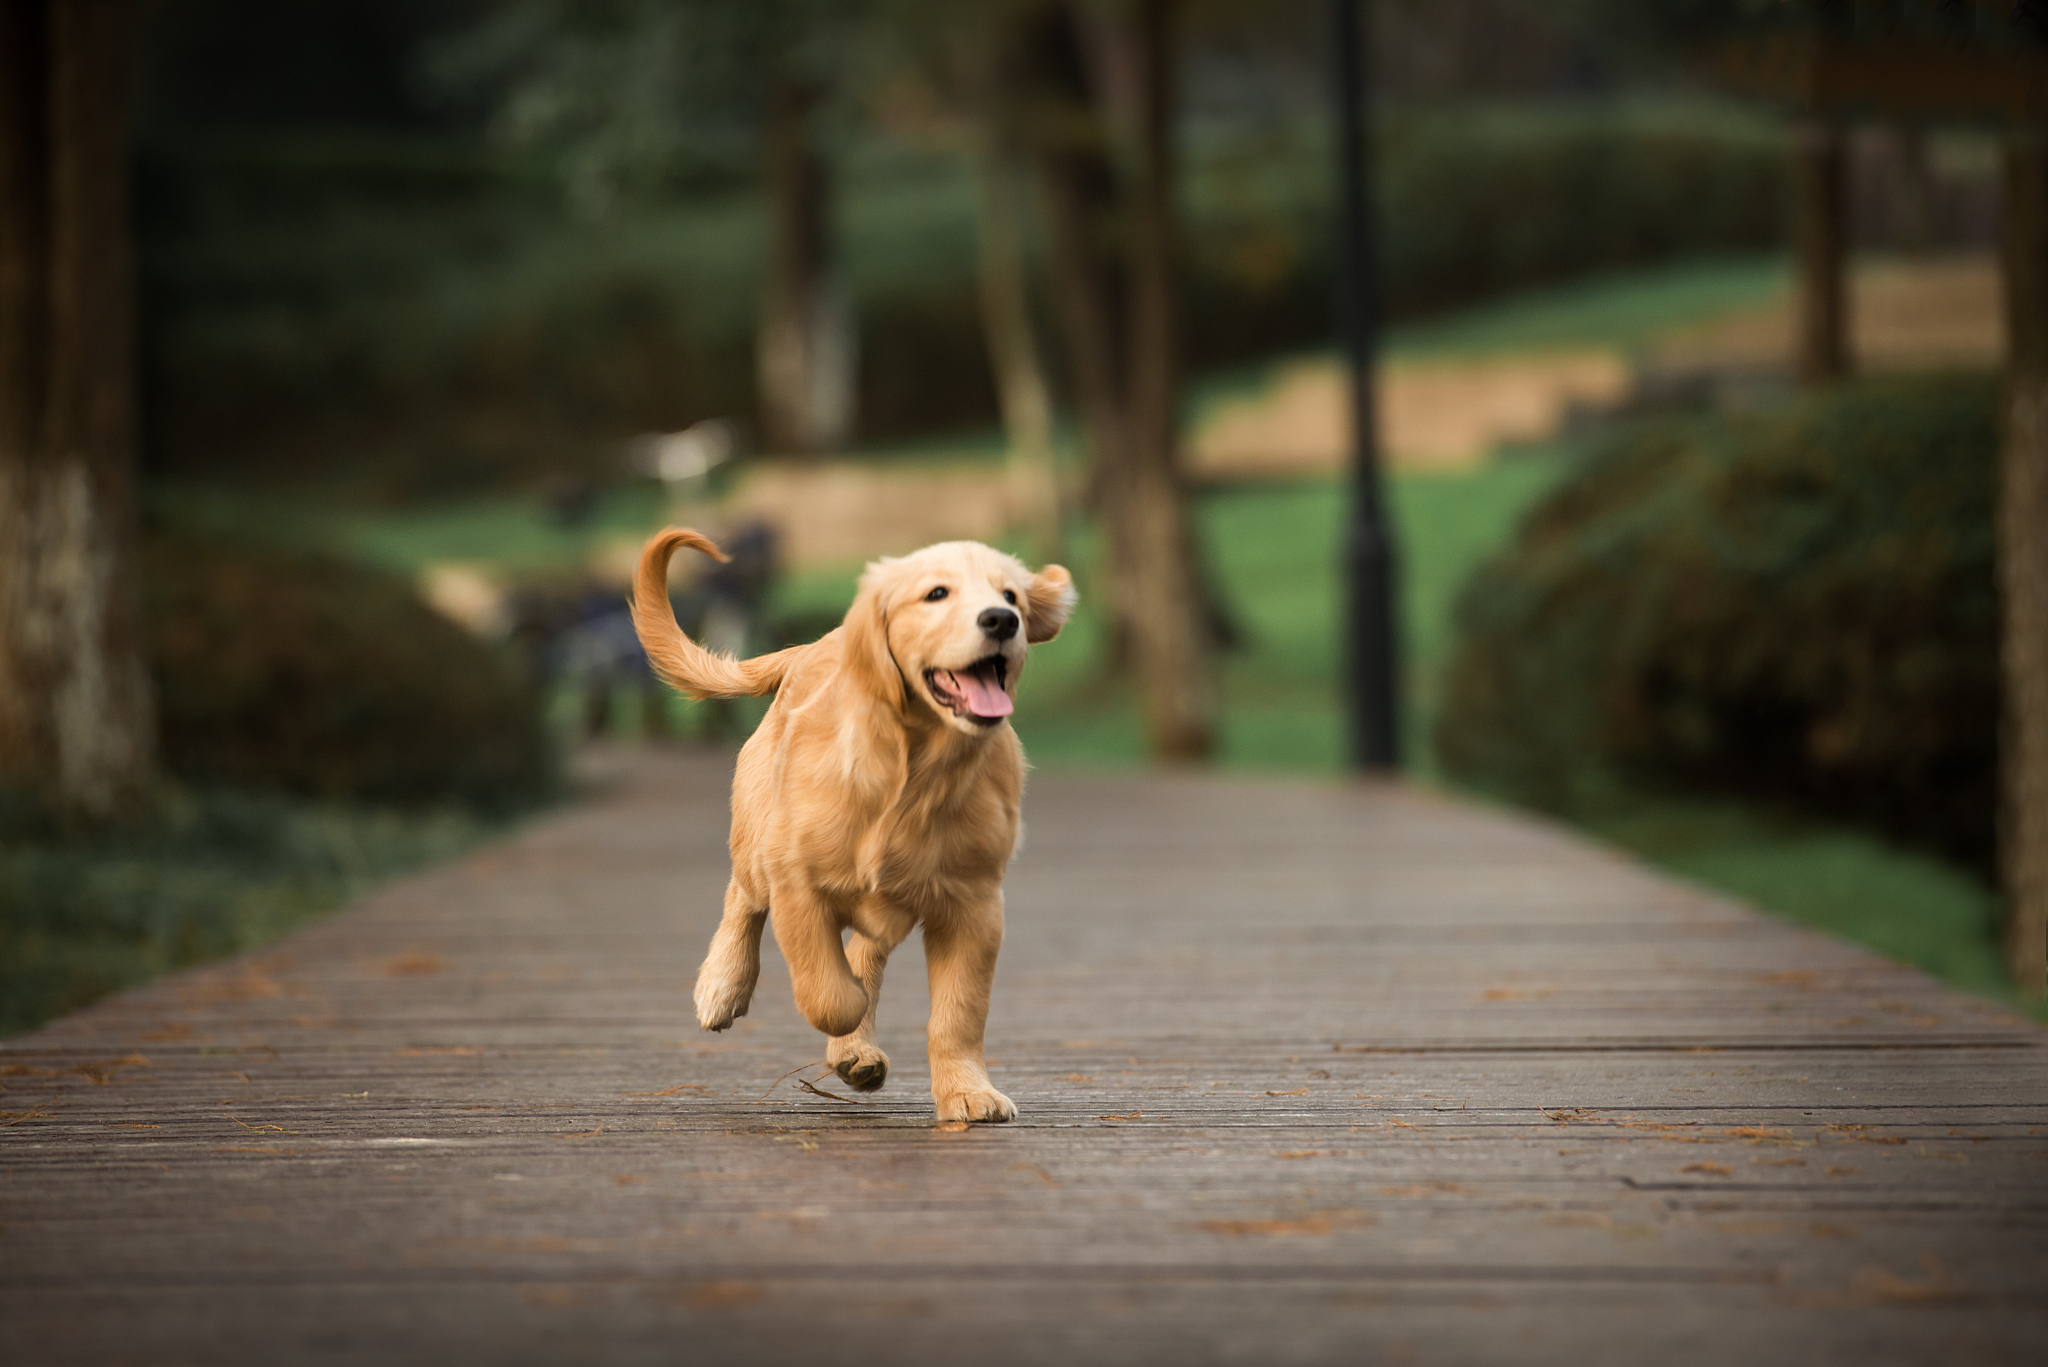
978,607 -> 1020,641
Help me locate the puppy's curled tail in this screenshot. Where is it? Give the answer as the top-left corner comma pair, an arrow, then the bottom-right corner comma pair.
633,528 -> 799,699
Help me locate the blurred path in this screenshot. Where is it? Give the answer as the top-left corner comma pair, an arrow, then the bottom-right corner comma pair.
3,746 -> 2043,1366
1188,254 -> 2003,481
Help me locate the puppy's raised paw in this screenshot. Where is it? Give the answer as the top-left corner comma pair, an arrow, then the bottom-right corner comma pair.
828,1041 -> 890,1093
934,1086 -> 1016,1124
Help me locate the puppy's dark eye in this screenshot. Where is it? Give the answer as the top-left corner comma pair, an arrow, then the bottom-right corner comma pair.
924,586 -> 949,602
1002,590 -> 1018,605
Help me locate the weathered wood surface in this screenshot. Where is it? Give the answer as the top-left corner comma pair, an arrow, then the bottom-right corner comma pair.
3,745 -> 2044,1365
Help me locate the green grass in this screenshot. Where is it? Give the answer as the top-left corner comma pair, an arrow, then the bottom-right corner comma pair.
1576,797 -> 2042,1023
1183,253 -> 1786,432
1385,254 -> 1785,361
335,484 -> 671,576
1007,454 -> 1575,773
0,789 -> 505,1037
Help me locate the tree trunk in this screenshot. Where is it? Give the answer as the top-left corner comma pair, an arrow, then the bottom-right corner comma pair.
1999,136 -> 2048,999
972,145 -> 1062,562
1794,123 -> 1851,386
0,0 -> 155,819
1892,128 -> 1937,256
757,76 -> 853,456
1105,0 -> 1210,758
1020,0 -> 1213,759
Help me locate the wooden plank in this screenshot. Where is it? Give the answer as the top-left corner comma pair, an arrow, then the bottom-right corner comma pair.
2,745 -> 2043,1366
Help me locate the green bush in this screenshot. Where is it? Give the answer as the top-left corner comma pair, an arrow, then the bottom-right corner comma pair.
1435,374 -> 2000,873
147,535 -> 555,808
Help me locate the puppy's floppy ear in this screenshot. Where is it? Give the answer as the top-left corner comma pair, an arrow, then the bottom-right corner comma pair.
1024,564 -> 1077,644
841,563 -> 908,708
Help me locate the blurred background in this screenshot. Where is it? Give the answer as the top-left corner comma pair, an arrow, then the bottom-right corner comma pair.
4,0 -> 2045,1032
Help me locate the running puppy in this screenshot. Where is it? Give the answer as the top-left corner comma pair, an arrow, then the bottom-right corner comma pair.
632,529 -> 1075,1123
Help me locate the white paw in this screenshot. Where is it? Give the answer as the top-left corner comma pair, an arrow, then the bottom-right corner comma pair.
934,1086 -> 1016,1123
693,962 -> 755,1032
827,1040 -> 890,1092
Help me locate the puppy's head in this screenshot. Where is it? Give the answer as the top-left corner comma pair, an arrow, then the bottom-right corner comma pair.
845,541 -> 1075,735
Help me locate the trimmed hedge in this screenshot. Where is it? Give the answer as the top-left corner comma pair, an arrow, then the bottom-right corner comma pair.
147,535 -> 554,808
1435,374 -> 2000,873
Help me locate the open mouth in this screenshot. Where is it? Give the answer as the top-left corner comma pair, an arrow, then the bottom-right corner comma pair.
924,655 -> 1011,726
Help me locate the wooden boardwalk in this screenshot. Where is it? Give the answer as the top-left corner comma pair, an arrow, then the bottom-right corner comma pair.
3,746 -> 2044,1365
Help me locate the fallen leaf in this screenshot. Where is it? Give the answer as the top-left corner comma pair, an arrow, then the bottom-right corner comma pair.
1854,1257 -> 1975,1306
222,1108 -> 290,1133
383,952 -> 445,977
1097,1110 -> 1143,1122
1199,1209 -> 1372,1237
1202,1218 -> 1332,1236
1681,1162 -> 1734,1176
683,1280 -> 763,1308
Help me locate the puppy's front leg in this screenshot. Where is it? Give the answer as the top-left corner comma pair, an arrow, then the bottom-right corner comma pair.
770,878 -> 868,1038
924,892 -> 1014,1123
694,878 -> 767,1031
828,902 -> 911,1092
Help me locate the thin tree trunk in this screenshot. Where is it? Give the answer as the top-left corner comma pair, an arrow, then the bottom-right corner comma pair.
1893,128 -> 1937,256
1021,0 -> 1213,759
972,144 -> 1061,561
1104,0 -> 1210,757
1999,136 -> 2048,999
0,0 -> 155,818
1795,123 -> 1850,385
757,76 -> 853,455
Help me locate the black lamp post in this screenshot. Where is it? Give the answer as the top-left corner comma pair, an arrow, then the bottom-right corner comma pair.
1331,0 -> 1401,771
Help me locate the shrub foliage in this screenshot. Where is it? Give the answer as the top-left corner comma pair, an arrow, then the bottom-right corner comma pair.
1436,374 -> 2000,872
146,535 -> 554,808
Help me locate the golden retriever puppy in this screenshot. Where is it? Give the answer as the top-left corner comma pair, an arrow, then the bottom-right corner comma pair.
631,528 -> 1075,1123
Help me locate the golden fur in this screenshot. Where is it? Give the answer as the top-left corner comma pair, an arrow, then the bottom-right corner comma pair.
632,528 -> 1075,1123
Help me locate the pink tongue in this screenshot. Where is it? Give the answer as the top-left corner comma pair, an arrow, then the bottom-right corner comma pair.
951,668 -> 1013,718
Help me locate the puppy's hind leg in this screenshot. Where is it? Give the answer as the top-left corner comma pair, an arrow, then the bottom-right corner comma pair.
828,901 -> 913,1092
694,879 -> 767,1031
